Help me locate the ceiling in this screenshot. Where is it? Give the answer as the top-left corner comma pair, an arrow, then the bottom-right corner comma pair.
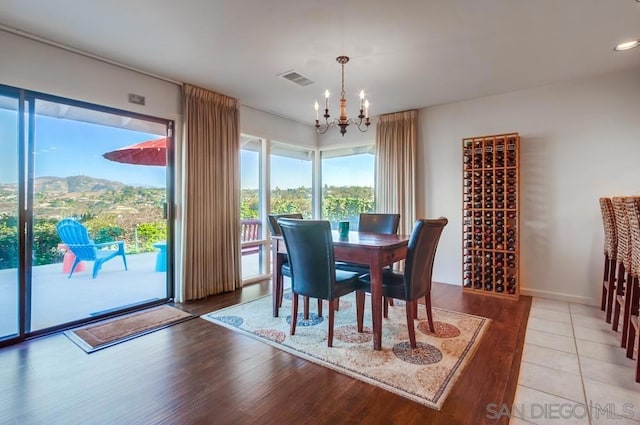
0,0 -> 638,126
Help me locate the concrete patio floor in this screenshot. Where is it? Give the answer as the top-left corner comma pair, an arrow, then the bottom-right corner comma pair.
0,252 -> 166,337
0,250 -> 265,338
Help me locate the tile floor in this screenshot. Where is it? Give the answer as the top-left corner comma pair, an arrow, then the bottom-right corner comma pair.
509,298 -> 639,425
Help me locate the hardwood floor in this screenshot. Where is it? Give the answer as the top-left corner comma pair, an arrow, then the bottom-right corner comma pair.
0,282 -> 530,425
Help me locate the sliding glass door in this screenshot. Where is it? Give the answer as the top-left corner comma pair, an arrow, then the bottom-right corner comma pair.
28,98 -> 171,331
0,84 -> 174,343
0,91 -> 20,340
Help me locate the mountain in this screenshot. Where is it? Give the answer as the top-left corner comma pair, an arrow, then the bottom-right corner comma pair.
34,176 -> 126,193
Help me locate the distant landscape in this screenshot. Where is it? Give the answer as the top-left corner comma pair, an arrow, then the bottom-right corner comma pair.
0,176 -> 374,269
0,175 -> 166,269
0,175 -> 164,224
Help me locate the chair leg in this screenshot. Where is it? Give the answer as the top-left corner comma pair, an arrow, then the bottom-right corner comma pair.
120,244 -> 128,270
328,299 -> 336,347
622,271 -> 633,348
612,263 -> 626,332
601,254 -> 610,311
335,297 -> 340,311
303,296 -> 310,320
290,293 -> 299,336
606,256 -> 617,323
356,290 -> 365,333
406,300 -> 417,348
383,297 -> 389,318
278,275 -> 284,308
317,298 -> 323,318
425,294 -> 435,333
413,301 -> 418,320
388,298 -> 395,306
92,259 -> 104,279
67,257 -> 82,278
626,277 -> 639,358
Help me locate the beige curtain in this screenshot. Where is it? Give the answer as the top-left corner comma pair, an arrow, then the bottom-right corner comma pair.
183,84 -> 241,300
375,110 -> 418,237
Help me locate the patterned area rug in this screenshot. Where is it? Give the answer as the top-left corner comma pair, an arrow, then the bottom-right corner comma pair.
201,293 -> 489,410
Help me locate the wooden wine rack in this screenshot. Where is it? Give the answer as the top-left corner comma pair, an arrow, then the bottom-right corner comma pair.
462,133 -> 520,299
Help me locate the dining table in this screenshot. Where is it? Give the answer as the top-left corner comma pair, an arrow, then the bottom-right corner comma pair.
271,230 -> 410,351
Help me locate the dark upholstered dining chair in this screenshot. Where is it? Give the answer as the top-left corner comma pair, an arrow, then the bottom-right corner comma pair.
335,213 -> 400,275
268,213 -> 303,310
268,213 -> 303,237
358,213 -> 401,234
360,217 -> 448,348
279,218 -> 365,347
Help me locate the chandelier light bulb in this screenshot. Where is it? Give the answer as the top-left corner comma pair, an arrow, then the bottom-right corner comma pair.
614,40 -> 639,51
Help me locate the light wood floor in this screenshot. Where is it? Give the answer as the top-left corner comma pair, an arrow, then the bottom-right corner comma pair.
0,281 -> 530,425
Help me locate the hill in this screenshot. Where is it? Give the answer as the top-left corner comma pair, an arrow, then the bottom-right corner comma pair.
34,175 -> 127,193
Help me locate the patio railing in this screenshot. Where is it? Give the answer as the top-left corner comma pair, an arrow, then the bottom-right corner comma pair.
241,219 -> 261,256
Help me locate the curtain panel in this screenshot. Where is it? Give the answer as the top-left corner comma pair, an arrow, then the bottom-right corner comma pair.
375,110 -> 418,237
183,84 -> 241,300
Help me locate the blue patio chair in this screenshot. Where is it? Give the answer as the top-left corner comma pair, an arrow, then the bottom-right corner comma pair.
56,218 -> 128,278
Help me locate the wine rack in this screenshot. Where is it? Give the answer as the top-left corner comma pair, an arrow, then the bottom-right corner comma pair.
462,133 -> 520,299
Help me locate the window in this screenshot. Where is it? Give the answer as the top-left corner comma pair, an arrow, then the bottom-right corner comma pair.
270,141 -> 314,218
321,146 -> 375,229
240,135 -> 267,280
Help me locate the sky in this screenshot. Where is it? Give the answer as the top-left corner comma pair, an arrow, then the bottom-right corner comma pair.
1,108 -> 374,190
0,109 -> 166,187
241,150 -> 374,190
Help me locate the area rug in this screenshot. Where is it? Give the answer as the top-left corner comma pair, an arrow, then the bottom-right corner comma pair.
201,293 -> 489,410
66,305 -> 195,353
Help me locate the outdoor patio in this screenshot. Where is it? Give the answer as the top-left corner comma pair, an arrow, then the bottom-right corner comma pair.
0,252 -> 166,336
0,250 -> 264,337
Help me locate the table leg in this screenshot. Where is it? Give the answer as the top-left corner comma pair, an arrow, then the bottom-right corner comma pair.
272,240 -> 283,317
369,254 -> 383,350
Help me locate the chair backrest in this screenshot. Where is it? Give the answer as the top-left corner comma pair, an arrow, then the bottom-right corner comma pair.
359,213 -> 400,234
267,213 -> 303,236
278,218 -> 336,300
612,197 -> 632,269
599,197 -> 617,258
56,218 -> 97,260
404,217 -> 448,299
625,197 -> 640,278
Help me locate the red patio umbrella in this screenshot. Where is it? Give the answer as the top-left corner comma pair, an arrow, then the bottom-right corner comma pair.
102,137 -> 167,166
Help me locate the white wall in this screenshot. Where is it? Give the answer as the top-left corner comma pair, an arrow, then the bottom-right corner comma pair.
240,105 -> 317,147
0,30 -> 181,119
420,68 -> 640,305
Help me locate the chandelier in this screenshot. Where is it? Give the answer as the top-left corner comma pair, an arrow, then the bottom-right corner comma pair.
314,56 -> 370,136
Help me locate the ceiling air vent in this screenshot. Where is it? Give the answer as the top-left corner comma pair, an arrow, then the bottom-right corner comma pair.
279,70 -> 314,87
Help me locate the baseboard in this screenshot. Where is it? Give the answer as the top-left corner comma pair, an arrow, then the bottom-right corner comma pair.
435,280 -> 598,307
520,287 -> 597,306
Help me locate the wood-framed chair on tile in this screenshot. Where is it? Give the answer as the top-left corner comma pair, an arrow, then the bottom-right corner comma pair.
599,198 -> 618,323
623,197 -> 640,382
611,197 -> 635,349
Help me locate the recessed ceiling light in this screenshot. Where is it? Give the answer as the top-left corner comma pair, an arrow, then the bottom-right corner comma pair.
614,40 -> 640,51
